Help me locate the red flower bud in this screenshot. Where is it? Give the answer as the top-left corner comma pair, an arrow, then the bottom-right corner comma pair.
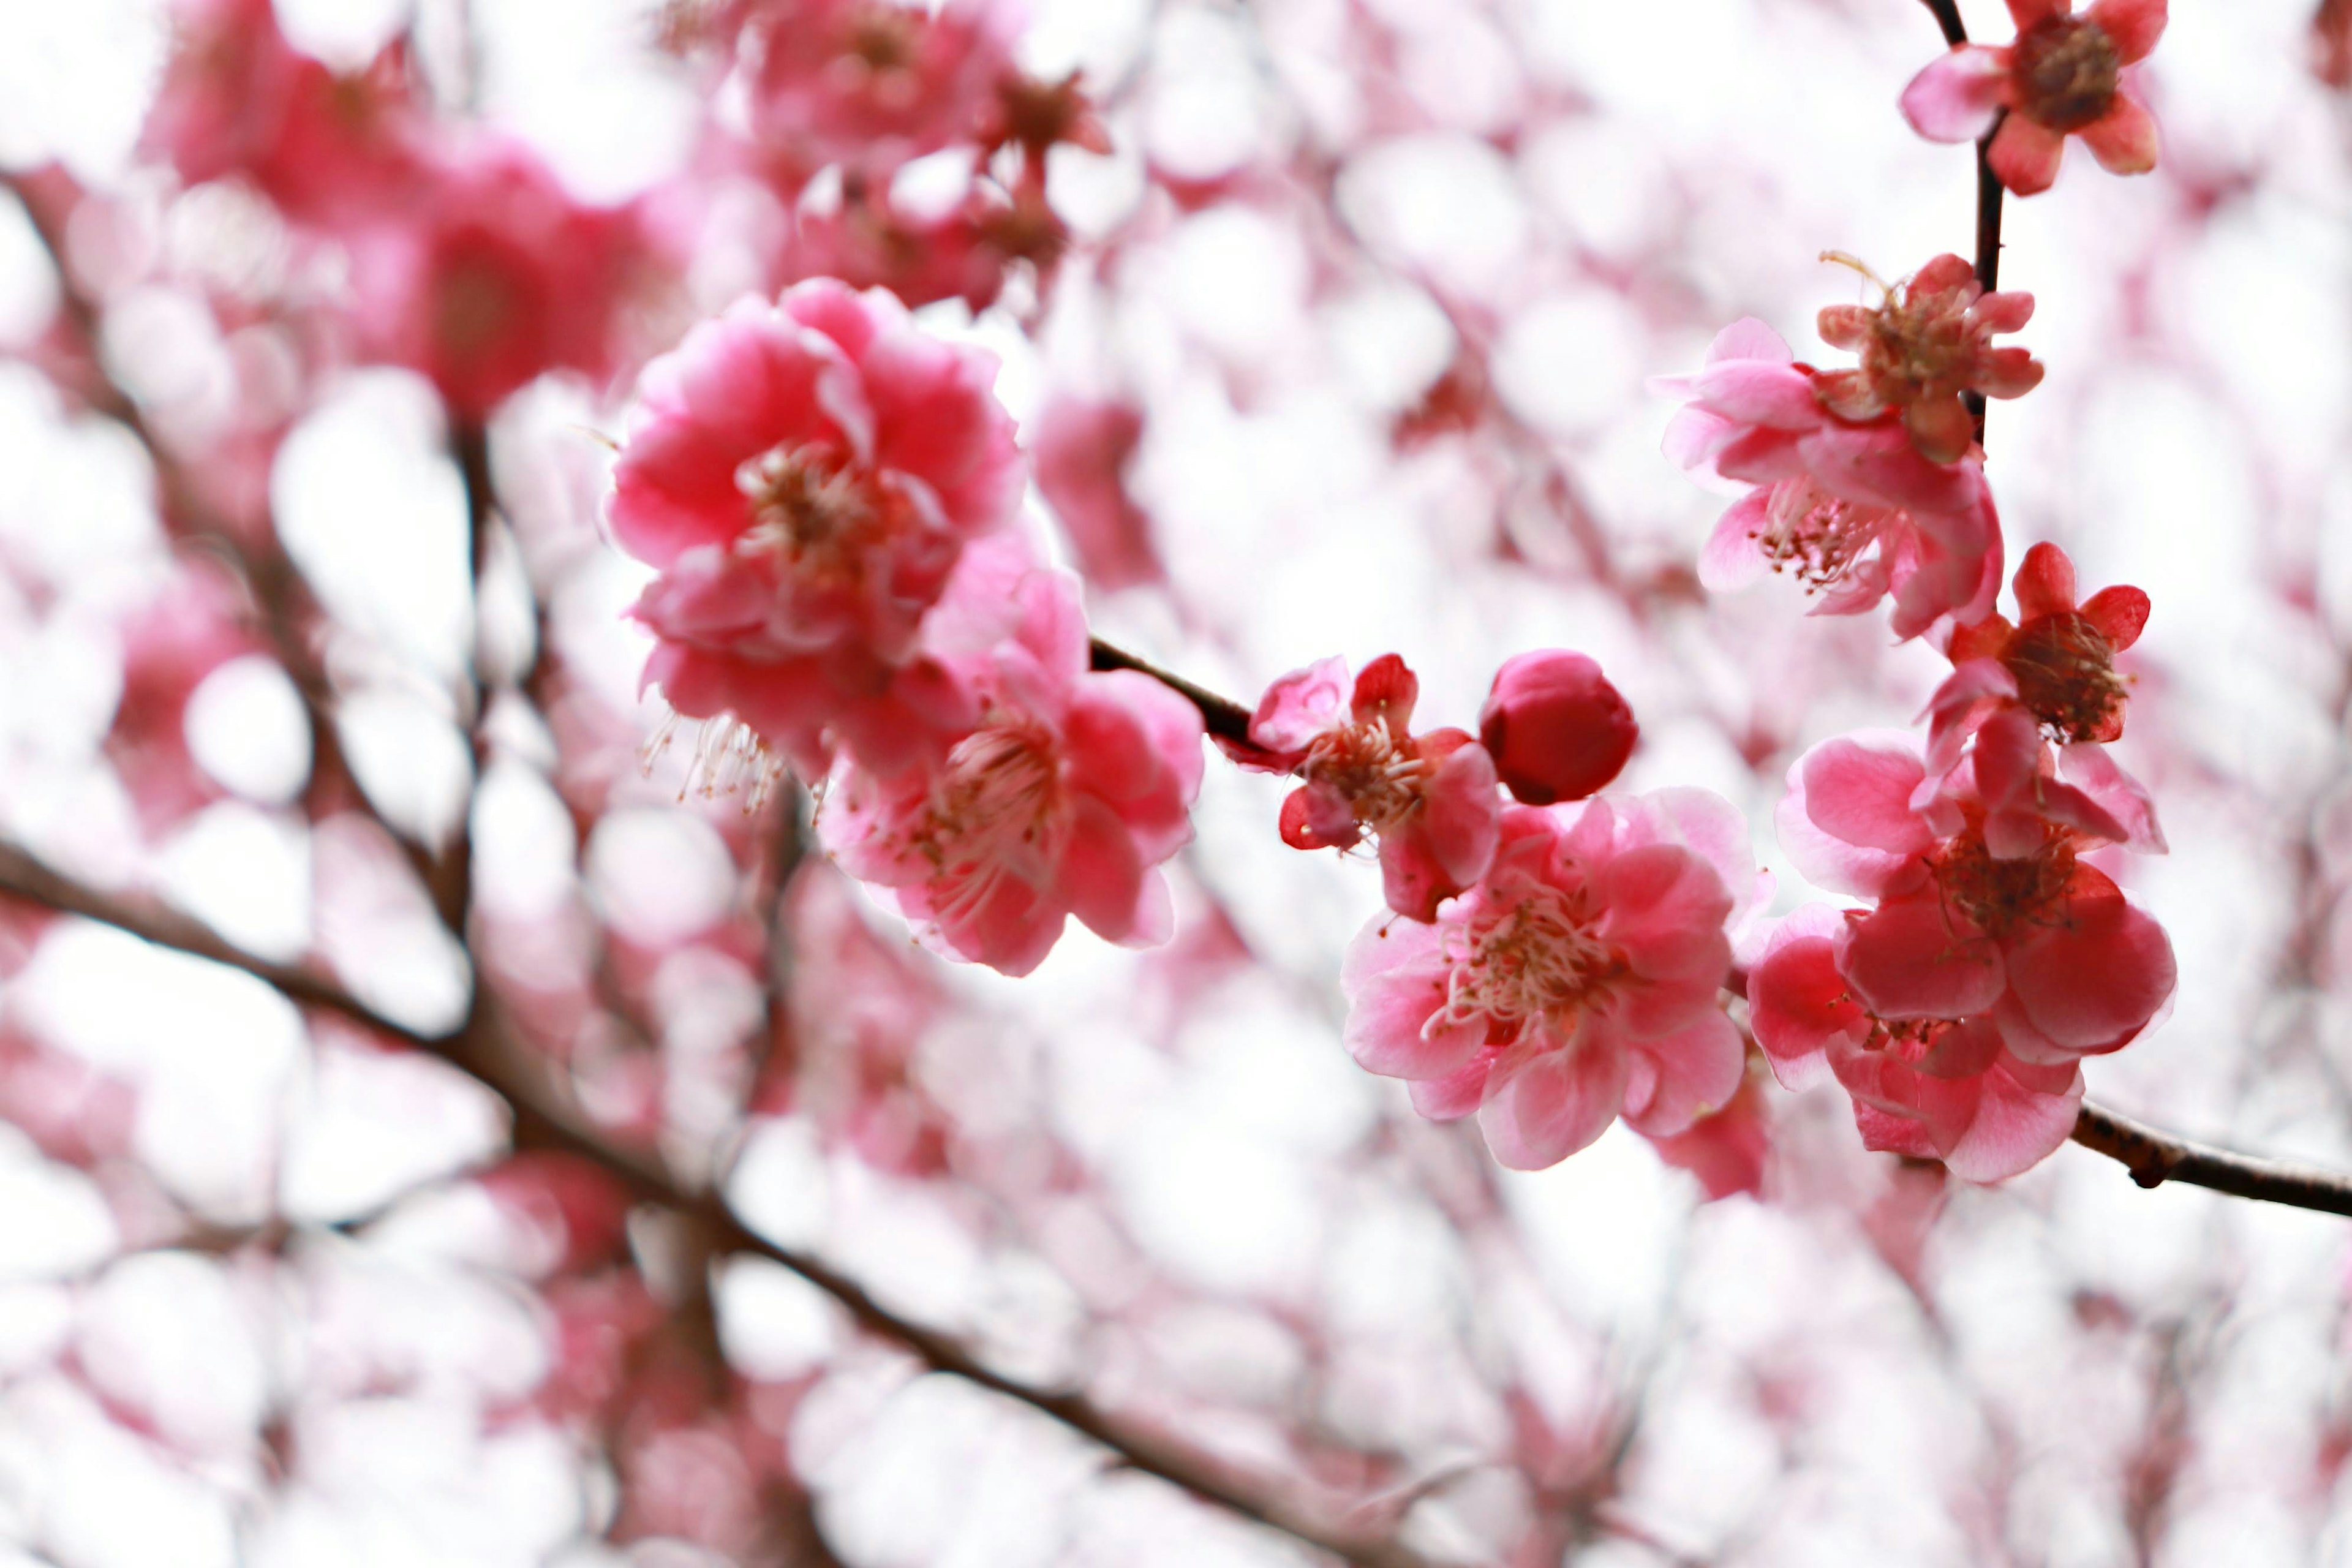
1478,651 -> 1638,805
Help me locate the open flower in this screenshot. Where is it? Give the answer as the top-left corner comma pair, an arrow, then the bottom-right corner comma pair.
1341,791 -> 1754,1169
1665,320 -> 2004,639
1776,731 -> 2174,1072
1901,0 -> 2167,196
1250,655 -> 1501,922
742,0 -> 1017,183
1927,541 -> 2150,760
821,563 -> 1204,978
1749,905 -> 2085,1180
1812,252 -> 2044,464
610,279 -> 1023,776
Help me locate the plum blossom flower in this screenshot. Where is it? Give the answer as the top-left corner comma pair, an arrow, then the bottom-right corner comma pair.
1664,320 -> 2003,639
1641,1055 -> 1773,1200
1478,650 -> 1638,807
1901,0 -> 2167,197
143,0 -> 426,227
1926,541 -> 2150,766
1749,904 -> 2085,1180
1812,252 -> 2045,464
1249,655 -> 1501,922
1775,731 -> 2175,1080
610,279 -> 1023,777
1031,396 -> 1164,592
1341,791 -> 1755,1169
347,142 -> 650,417
741,0 -> 1019,182
820,564 -> 1205,977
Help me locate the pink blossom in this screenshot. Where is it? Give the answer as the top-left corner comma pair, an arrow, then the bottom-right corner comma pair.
740,0 -> 1019,183
820,564 -> 1205,978
1478,650 -> 1638,807
142,0 -> 427,226
107,562 -> 264,833
347,142 -> 649,418
1641,1055 -> 1773,1200
1665,320 -> 2003,639
1031,396 -> 1165,592
611,279 -> 1023,777
1813,252 -> 2044,464
1776,731 -> 2175,1076
1901,0 -> 2167,197
1749,904 -> 2084,1180
1340,791 -> 1754,1169
1250,655 -> 1501,922
1928,541 -> 2151,762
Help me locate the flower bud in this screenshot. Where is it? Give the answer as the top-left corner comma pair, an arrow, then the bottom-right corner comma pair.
1478,651 -> 1637,805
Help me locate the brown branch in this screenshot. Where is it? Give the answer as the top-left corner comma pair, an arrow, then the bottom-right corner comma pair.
1915,1 -> 2009,442
1088,637 -> 1261,752
2069,1102 -> 2352,1218
0,839 -> 1433,1568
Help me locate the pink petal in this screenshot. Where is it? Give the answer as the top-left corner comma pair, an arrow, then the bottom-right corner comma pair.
1409,1050 -> 1496,1121
1600,843 -> 1735,988
2081,584 -> 2151,651
2002,878 -> 2176,1049
1619,1012 -> 1746,1138
2086,0 -> 2166,62
1250,657 -> 1352,752
1746,910 -> 1860,1087
1971,290 -> 2036,332
1705,317 -> 1795,365
2003,0 -> 2068,28
1989,113 -> 2068,196
1838,896 -> 2007,1019
1698,490 -> 1773,592
1779,734 -> 1936,896
1477,1036 -> 1633,1170
2080,92 -> 2160,175
1900,48 -> 2013,143
2013,541 -> 2079,620
1418,742 -> 1503,886
1939,1057 -> 2082,1182
1060,794 -> 1151,944
1340,916 -> 1486,1082
1689,360 -> 1826,431
2059,743 -> 2165,853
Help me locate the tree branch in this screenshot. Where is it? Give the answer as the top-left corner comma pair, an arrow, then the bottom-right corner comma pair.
2069,1102 -> 2352,1218
1088,637 -> 1261,752
1916,1 -> 2009,440
0,839 -> 1433,1568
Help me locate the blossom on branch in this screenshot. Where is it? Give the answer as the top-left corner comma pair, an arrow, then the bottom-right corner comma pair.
1901,0 -> 2168,196
1341,790 -> 1756,1169
821,562 -> 1205,977
1249,654 -> 1501,922
1813,252 -> 2044,464
1664,320 -> 2003,639
611,280 -> 1023,776
1766,729 -> 2174,1175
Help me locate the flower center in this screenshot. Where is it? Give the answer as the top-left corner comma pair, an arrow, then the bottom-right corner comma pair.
1931,824 -> 2078,938
1751,479 -> 1895,591
1437,881 -> 1624,1042
2012,16 -> 2121,134
846,6 -> 921,72
912,718 -> 1064,878
2002,611 -> 2125,743
736,443 -> 883,589
1303,719 -> 1426,834
1863,287 -> 1976,401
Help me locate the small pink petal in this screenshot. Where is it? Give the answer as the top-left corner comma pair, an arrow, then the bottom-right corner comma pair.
2002,880 -> 2176,1049
1477,1036 -> 1633,1170
2086,0 -> 2166,62
1838,897 -> 2007,1020
1989,113 -> 2068,196
1900,48 -> 2013,143
2080,92 -> 2161,175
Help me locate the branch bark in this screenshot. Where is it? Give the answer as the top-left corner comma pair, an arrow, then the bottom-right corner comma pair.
0,839 -> 1433,1568
1917,0 -> 2010,439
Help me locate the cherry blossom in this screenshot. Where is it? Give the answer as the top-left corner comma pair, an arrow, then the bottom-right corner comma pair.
1249,654 -> 1501,922
347,142 -> 650,418
1926,541 -> 2150,767
1341,791 -> 1754,1169
1749,904 -> 2086,1180
1901,0 -> 2168,197
1477,650 -> 1638,807
1665,320 -> 2005,638
1031,395 -> 1164,592
143,0 -> 426,227
1812,252 -> 2045,463
610,279 -> 1023,776
1776,731 -> 2175,1076
820,562 -> 1205,977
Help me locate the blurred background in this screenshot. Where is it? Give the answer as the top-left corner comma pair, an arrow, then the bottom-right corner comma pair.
1,0 -> 2351,1562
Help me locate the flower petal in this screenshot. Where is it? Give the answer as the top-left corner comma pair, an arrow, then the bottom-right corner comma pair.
2086,0 -> 2166,62
2002,876 -> 2176,1050
1478,1036 -> 1633,1169
1838,896 -> 2007,1019
1989,113 -> 2068,196
1900,47 -> 2013,143
2081,92 -> 2160,175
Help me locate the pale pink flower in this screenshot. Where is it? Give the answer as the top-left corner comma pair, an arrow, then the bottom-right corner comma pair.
142,0 -> 426,227
1640,1055 -> 1773,1200
1340,791 -> 1754,1170
1031,396 -> 1165,592
1478,650 -> 1638,807
1748,904 -> 2084,1181
1901,0 -> 2167,197
820,564 -> 1205,978
347,142 -> 649,418
741,0 -> 1019,183
1776,731 -> 2175,1075
1665,320 -> 2003,639
611,279 -> 1023,776
1250,655 -> 1501,922
1813,252 -> 2044,464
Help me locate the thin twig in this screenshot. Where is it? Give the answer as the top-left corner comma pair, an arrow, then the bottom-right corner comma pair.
1917,0 -> 2010,441
2069,1102 -> 2352,1218
0,839 -> 1433,1568
1088,637 -> 1262,753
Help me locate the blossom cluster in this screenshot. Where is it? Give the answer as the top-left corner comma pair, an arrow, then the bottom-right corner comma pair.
587,0 -> 2184,1191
